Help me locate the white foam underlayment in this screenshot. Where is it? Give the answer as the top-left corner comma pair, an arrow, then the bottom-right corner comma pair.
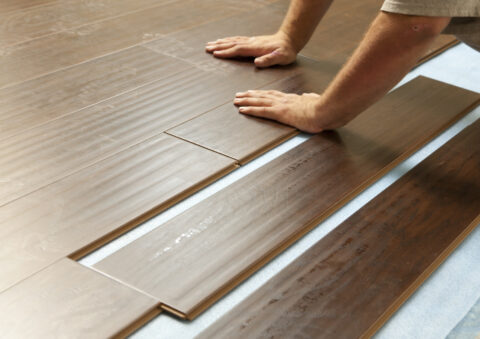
80,43 -> 480,338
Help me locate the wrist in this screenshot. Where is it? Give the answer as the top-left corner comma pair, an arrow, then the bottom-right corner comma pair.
276,30 -> 302,53
314,96 -> 349,130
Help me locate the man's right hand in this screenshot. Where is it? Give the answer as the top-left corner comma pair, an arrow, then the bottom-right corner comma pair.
205,32 -> 298,68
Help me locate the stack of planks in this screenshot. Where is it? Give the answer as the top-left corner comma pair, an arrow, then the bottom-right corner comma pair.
0,0 -> 475,337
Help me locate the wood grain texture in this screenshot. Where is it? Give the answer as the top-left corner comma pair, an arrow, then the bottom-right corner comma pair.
0,0 -> 258,89
0,0 -> 173,47
95,77 -> 480,319
0,134 -> 236,293
166,56 -> 336,163
0,0 -> 55,14
0,61 -> 265,207
0,258 -> 159,339
199,118 -> 480,339
0,46 -> 190,142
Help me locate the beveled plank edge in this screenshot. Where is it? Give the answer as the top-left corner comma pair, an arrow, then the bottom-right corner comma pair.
162,97 -> 480,320
238,129 -> 300,165
165,128 -> 299,164
416,38 -> 459,67
363,212 -> 480,339
113,304 -> 162,339
0,2 -> 249,92
0,0 -> 179,50
70,153 -> 238,260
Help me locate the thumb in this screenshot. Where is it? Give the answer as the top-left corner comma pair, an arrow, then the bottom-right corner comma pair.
254,50 -> 282,68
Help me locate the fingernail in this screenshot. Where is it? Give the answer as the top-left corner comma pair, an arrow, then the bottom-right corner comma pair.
236,92 -> 245,96
234,99 -> 240,104
239,107 -> 246,112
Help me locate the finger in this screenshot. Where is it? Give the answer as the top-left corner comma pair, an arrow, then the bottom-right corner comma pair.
235,90 -> 272,98
205,42 -> 236,52
238,106 -> 278,120
213,45 -> 264,58
254,51 -> 281,68
206,36 -> 249,45
233,97 -> 273,107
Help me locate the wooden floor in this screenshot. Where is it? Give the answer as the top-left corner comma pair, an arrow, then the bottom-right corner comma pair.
0,0 -> 469,337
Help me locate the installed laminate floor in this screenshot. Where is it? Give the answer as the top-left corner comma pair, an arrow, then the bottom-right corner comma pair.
199,112 -> 480,339
0,134 -> 235,293
94,77 -> 479,320
0,258 -> 159,339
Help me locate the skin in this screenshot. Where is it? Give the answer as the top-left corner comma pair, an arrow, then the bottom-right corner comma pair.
205,0 -> 451,133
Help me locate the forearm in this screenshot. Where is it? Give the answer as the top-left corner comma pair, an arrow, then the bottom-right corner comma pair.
315,12 -> 451,129
279,0 -> 334,52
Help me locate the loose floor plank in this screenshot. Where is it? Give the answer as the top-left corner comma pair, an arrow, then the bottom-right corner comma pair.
0,134 -> 236,293
0,258 -> 159,338
94,77 -> 480,319
199,117 -> 480,339
0,0 -> 258,89
167,56 -> 336,163
0,46 -> 190,142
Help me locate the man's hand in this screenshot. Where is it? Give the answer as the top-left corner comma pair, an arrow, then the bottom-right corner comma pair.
205,33 -> 298,68
234,90 -> 325,133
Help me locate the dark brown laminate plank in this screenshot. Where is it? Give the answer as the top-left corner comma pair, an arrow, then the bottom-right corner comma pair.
0,46 -> 191,142
94,77 -> 480,319
167,56 -> 336,163
0,134 -> 236,293
0,0 -> 175,47
0,41 -> 326,208
0,0 -> 260,89
199,117 -> 480,339
0,258 -> 160,338
0,62 -> 269,207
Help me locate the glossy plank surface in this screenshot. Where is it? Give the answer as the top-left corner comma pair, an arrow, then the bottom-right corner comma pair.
0,134 -> 236,293
167,56 -> 337,163
200,118 -> 480,339
0,46 -> 190,142
0,0 -> 174,47
0,258 -> 159,338
95,77 -> 480,319
0,0 -> 253,89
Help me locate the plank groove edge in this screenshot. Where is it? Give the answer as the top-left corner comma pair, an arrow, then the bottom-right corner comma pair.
365,213 -> 480,338
70,159 -> 239,261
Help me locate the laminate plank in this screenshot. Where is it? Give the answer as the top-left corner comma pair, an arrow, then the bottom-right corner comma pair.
0,65 -> 248,207
0,0 -> 174,47
0,0 -> 254,89
0,134 -> 236,293
418,34 -> 458,64
199,118 -> 480,339
0,0 -> 55,15
0,47 -> 322,207
0,258 -> 159,338
167,56 -> 336,163
0,46 -> 191,142
94,77 -> 480,319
